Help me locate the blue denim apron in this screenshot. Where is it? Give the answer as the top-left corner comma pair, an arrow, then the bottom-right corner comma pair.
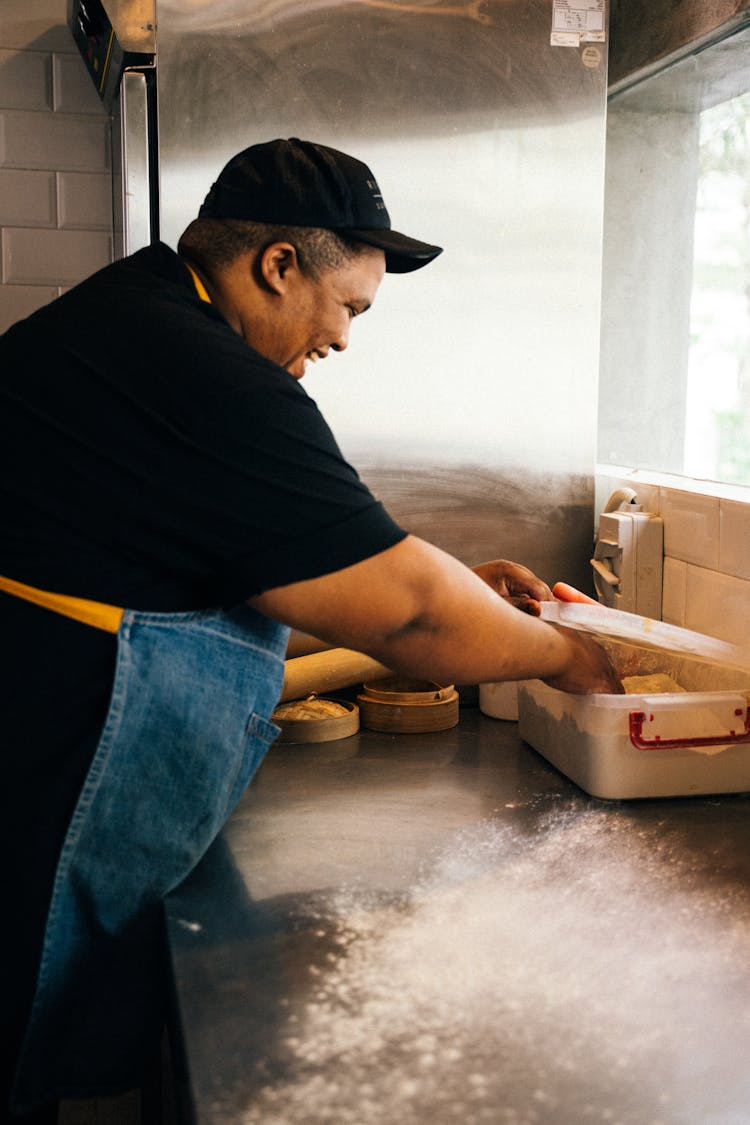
9,598 -> 289,1112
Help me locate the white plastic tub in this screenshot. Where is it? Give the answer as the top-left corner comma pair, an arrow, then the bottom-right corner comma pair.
479,680 -> 519,721
517,639 -> 750,799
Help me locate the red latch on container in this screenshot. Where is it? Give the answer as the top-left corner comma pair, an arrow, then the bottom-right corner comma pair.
629,707 -> 750,751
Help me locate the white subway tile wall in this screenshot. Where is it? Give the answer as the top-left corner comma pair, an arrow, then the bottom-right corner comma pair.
661,556 -> 687,627
659,488 -> 721,571
1,1 -> 76,52
2,109 -> 110,170
684,565 -> 750,649
719,499 -> 750,583
597,471 -> 750,649
58,171 -> 112,230
0,281 -> 58,325
0,47 -> 51,109
0,3 -> 112,333
0,168 -> 56,226
3,227 -> 113,285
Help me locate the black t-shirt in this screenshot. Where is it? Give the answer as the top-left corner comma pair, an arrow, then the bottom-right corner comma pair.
1,241 -> 403,607
0,242 -> 405,1066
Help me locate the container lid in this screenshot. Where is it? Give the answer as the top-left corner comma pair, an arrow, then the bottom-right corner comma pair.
538,601 -> 750,673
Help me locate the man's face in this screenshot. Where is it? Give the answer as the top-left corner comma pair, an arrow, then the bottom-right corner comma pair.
256,244 -> 386,380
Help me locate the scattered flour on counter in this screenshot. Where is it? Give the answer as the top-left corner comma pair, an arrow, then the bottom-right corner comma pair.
241,810 -> 750,1125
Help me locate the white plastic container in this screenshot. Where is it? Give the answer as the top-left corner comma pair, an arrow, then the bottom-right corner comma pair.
479,680 -> 519,721
517,639 -> 750,799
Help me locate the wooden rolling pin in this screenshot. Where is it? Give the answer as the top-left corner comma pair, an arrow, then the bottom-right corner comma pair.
280,647 -> 391,702
285,629 -> 332,659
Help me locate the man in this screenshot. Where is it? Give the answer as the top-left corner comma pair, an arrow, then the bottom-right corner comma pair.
0,138 -> 618,1122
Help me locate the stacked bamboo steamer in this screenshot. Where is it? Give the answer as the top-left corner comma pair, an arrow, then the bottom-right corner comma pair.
357,676 -> 459,733
273,638 -> 460,740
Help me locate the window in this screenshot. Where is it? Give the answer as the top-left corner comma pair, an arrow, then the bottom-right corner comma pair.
598,22 -> 750,487
685,91 -> 750,482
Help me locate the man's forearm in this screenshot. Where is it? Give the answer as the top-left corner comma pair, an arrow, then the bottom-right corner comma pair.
249,536 -> 620,695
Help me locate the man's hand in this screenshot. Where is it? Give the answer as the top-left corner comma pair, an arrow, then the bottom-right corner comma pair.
543,626 -> 623,695
472,559 -> 553,615
471,561 -> 621,692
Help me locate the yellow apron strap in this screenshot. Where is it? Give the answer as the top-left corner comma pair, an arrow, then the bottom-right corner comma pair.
0,574 -> 124,634
186,264 -> 212,304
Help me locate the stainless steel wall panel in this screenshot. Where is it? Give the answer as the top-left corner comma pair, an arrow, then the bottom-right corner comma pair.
154,0 -> 607,581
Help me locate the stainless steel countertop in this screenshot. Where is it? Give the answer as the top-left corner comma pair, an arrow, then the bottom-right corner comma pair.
165,709 -> 750,1125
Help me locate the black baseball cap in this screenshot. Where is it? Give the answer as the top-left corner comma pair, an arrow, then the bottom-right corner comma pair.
199,137 -> 442,274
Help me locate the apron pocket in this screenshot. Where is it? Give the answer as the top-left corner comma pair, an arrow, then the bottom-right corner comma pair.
227,711 -> 282,807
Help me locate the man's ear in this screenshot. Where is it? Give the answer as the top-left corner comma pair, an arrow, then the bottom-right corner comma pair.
258,241 -> 300,295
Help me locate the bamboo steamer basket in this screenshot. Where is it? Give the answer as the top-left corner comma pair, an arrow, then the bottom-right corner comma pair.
357,676 -> 459,734
272,695 -> 360,744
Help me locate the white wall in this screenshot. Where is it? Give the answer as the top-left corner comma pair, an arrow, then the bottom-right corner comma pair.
0,0 -> 112,334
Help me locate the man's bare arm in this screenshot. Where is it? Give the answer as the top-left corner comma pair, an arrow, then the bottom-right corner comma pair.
249,535 -> 620,695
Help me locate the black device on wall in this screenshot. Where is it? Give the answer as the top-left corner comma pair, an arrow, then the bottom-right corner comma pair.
68,0 -> 159,250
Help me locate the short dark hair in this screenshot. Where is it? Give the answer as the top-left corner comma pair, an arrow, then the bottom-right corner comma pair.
177,217 -> 370,279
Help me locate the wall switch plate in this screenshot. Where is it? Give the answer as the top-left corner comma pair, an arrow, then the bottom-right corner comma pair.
592,510 -> 664,618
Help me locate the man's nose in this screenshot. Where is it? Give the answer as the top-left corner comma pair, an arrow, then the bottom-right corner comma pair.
331,325 -> 350,352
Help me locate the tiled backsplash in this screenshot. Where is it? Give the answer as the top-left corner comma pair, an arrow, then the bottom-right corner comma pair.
0,5 -> 113,334
596,467 -> 750,648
